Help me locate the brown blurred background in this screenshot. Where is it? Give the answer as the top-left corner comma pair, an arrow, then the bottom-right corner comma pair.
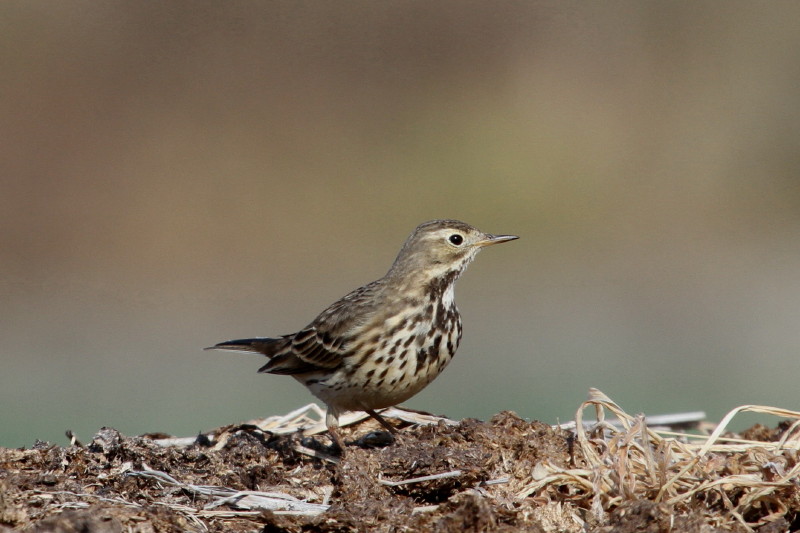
3,2 -> 800,447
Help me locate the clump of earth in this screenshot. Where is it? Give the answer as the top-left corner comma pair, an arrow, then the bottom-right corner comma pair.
1,407 -> 797,532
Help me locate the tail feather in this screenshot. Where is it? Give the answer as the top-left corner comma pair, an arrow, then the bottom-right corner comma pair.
206,336 -> 323,375
204,337 -> 285,356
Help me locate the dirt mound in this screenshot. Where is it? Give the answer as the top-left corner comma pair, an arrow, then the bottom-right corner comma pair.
2,394 -> 798,531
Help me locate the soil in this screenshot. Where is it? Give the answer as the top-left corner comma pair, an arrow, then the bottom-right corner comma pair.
1,411 -> 797,532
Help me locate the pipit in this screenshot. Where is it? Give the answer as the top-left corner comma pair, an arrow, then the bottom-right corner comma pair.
207,219 -> 517,451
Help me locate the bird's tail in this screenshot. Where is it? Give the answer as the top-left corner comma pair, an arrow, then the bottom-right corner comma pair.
204,337 -> 286,357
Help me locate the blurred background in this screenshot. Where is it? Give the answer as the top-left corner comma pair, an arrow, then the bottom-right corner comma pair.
3,2 -> 800,448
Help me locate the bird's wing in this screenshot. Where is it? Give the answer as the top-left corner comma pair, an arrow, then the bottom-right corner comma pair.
290,326 -> 347,368
261,280 -> 385,374
257,327 -> 349,375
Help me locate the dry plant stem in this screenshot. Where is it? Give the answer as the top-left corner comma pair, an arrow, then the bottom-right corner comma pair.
379,470 -> 463,487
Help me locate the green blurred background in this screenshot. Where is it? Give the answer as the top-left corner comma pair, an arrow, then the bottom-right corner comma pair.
3,2 -> 800,448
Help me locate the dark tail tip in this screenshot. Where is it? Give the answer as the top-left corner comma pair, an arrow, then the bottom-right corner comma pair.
204,337 -> 279,355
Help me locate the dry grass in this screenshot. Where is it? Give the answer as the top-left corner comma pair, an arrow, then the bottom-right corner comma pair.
517,388 -> 800,530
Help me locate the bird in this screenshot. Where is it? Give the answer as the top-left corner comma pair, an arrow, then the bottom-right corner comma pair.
206,219 -> 518,452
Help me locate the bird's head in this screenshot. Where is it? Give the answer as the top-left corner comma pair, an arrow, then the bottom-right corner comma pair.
387,220 -> 518,285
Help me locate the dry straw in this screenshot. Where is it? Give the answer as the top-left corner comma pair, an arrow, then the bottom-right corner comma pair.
517,388 -> 800,530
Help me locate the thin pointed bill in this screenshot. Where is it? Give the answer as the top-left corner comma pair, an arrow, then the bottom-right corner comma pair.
475,234 -> 519,247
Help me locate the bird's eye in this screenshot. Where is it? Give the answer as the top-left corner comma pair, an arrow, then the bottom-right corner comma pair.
448,234 -> 464,246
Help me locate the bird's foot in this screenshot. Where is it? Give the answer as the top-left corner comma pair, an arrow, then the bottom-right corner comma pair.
355,430 -> 395,448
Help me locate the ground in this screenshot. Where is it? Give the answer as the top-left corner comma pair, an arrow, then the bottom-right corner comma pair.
1,398 -> 798,532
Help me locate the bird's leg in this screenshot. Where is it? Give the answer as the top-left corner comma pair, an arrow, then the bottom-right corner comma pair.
325,407 -> 345,454
365,408 -> 397,435
328,427 -> 345,455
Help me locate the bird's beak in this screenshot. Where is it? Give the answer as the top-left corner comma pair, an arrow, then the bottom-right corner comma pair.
475,234 -> 519,247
